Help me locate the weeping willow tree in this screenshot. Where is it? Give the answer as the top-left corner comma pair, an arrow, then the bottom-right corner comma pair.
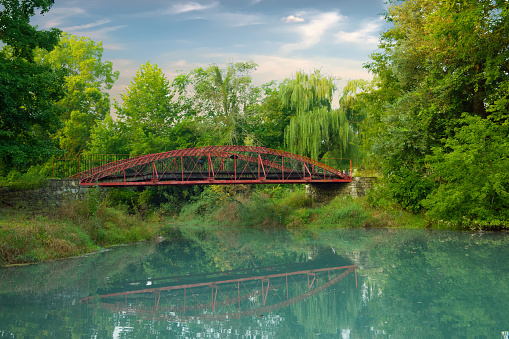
281,70 -> 357,161
285,107 -> 355,160
279,70 -> 336,115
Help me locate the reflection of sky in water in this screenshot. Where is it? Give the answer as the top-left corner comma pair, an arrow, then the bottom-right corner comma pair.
113,326 -> 133,339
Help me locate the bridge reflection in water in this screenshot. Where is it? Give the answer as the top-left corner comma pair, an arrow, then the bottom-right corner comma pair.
81,264 -> 357,322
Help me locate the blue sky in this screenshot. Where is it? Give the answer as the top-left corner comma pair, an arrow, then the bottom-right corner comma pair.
32,0 -> 389,105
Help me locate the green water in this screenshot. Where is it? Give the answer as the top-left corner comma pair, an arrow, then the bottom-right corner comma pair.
1,227 -> 508,338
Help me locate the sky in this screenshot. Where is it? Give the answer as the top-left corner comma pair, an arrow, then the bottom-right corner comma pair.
32,0 -> 390,106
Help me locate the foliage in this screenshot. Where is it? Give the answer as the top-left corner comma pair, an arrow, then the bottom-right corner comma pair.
35,33 -> 119,156
0,193 -> 164,265
179,61 -> 262,145
422,114 -> 509,229
362,0 -> 509,227
0,0 -> 64,174
251,82 -> 295,150
279,69 -> 336,115
310,196 -> 370,228
0,168 -> 48,190
103,186 -> 203,217
285,107 -> 355,160
281,70 -> 358,160
88,61 -> 186,155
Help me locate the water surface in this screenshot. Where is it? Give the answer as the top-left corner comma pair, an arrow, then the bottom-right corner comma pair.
1,227 -> 508,338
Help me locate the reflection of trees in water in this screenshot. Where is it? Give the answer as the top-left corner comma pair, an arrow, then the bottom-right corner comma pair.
1,228 -> 508,338
364,231 -> 509,338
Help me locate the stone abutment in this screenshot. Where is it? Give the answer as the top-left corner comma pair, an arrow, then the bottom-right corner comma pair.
305,177 -> 377,203
0,179 -> 88,209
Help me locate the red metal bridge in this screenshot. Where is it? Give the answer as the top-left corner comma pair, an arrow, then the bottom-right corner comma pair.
71,146 -> 353,187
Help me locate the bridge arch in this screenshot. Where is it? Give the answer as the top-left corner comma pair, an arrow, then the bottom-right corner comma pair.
73,146 -> 352,186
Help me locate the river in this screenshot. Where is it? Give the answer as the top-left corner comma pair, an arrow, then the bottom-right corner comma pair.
0,227 -> 508,338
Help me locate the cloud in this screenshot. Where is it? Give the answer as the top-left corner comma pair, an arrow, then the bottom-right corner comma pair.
164,52 -> 372,108
281,12 -> 344,53
169,1 -> 219,14
282,15 -> 305,23
335,19 -> 383,46
63,19 -> 112,31
32,7 -> 86,29
102,43 -> 128,51
69,25 -> 127,50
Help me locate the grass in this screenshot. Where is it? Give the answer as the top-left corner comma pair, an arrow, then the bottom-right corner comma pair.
175,184 -> 434,230
0,182 -> 438,266
0,198 -> 164,266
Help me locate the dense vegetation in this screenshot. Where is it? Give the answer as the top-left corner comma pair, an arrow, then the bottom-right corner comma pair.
1,0 -> 508,245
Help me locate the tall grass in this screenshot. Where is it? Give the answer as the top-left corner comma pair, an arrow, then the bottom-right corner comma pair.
0,193 -> 164,266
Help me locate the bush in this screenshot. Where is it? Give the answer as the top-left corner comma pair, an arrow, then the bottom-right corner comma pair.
0,169 -> 48,190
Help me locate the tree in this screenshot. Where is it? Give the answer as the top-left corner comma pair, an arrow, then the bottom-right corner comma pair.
182,61 -> 261,145
281,70 -> 356,160
35,33 -> 119,156
89,61 -> 188,156
251,82 -> 295,150
0,0 -> 64,174
363,0 -> 509,226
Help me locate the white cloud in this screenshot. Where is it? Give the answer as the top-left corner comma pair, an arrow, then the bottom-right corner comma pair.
32,7 -> 86,29
282,15 -> 305,23
102,43 -> 127,51
335,19 -> 383,46
69,25 -> 127,50
281,12 -> 344,53
63,19 -> 112,31
169,1 -> 219,14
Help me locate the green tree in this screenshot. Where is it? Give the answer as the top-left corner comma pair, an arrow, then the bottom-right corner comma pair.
281,70 -> 356,160
181,61 -> 261,145
0,0 -> 64,173
363,0 -> 509,226
251,82 -> 295,150
35,33 -> 119,156
88,61 -> 190,155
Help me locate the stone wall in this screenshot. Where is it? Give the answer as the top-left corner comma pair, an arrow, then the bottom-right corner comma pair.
305,177 -> 377,203
0,179 -> 88,209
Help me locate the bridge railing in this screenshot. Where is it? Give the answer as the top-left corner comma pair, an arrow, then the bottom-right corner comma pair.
52,154 -> 132,179
59,149 -> 353,185
316,158 -> 353,177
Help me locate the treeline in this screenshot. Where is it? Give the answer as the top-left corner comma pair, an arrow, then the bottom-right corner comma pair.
0,1 -> 361,171
357,0 -> 509,228
1,0 -> 508,229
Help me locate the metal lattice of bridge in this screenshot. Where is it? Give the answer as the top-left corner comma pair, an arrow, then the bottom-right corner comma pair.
70,146 -> 352,186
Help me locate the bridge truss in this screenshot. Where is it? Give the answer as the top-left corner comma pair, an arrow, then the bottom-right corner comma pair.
73,146 -> 352,186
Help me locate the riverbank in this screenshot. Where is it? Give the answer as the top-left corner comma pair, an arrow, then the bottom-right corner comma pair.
175,184 -> 434,230
0,200 -> 163,266
0,184 -> 439,266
